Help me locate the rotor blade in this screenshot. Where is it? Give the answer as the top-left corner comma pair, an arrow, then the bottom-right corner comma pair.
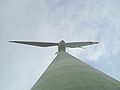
9,41 -> 58,47
66,41 -> 99,48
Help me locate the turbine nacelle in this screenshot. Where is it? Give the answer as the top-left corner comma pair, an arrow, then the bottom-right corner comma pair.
9,40 -> 99,53
58,40 -> 66,52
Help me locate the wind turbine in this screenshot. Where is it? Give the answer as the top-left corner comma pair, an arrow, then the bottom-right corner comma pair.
9,40 -> 98,52
10,40 -> 120,90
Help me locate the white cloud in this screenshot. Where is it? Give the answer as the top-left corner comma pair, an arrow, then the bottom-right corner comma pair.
1,0 -> 120,90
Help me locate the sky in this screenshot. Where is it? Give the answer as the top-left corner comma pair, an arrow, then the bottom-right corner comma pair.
1,0 -> 120,90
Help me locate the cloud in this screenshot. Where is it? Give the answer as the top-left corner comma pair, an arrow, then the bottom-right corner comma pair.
1,0 -> 120,90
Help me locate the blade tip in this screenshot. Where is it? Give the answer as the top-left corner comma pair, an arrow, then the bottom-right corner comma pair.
94,42 -> 99,45
9,41 -> 13,42
91,42 -> 99,44
96,42 -> 99,44
9,41 -> 16,43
